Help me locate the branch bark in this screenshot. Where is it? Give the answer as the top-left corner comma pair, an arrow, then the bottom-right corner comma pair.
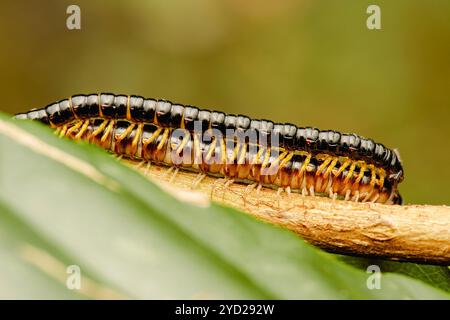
125,160 -> 450,265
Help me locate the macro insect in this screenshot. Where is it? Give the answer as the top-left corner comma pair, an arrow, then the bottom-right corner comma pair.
15,93 -> 404,204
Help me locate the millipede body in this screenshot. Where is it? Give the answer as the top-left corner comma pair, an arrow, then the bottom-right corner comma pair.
15,93 -> 404,204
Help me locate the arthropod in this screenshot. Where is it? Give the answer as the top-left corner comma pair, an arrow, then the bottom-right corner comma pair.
15,93 -> 404,204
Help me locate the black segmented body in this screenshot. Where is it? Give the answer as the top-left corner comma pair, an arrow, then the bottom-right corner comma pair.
14,93 -> 404,204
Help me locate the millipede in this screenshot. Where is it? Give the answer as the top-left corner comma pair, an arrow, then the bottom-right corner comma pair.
14,93 -> 404,205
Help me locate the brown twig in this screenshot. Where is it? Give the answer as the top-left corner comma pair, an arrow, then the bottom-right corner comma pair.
124,160 -> 450,265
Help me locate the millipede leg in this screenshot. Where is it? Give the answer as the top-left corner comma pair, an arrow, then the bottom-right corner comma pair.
169,167 -> 179,184
279,152 -> 294,170
75,120 -> 90,140
164,166 -> 174,179
142,127 -> 162,148
157,128 -> 170,151
131,123 -> 144,151
378,169 -> 386,189
276,187 -> 283,208
218,178 -> 234,201
242,183 -> 257,205
299,154 -> 311,177
316,156 -> 333,176
66,120 -> 84,136
309,185 -> 315,197
255,183 -> 263,206
387,187 -> 396,203
210,177 -> 225,199
324,157 -> 339,179
345,189 -> 351,201
354,162 -> 366,185
91,119 -> 109,138
285,186 -> 291,197
352,190 -> 360,202
59,125 -> 68,138
175,130 -> 191,155
343,161 -> 357,184
204,138 -> 217,162
370,192 -> 380,203
191,173 -> 206,189
334,158 -> 351,178
116,123 -> 135,142
135,160 -> 146,169
144,161 -> 151,175
101,120 -> 115,143
368,164 -> 377,188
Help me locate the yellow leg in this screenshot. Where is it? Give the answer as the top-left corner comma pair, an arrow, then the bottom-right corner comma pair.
324,157 -> 339,179
343,161 -> 357,184
219,137 -> 227,164
142,127 -> 162,147
378,168 -> 386,189
175,130 -> 191,155
316,155 -> 333,176
204,137 -> 217,162
131,123 -> 144,151
299,154 -> 312,176
368,164 -> 377,188
334,158 -> 351,178
255,145 -> 266,165
279,152 -> 294,170
354,162 -> 367,184
144,161 -> 151,175
66,120 -> 84,136
191,173 -> 206,189
58,125 -> 68,138
91,120 -> 109,138
237,142 -> 247,165
101,120 -> 115,143
116,123 -> 135,143
169,167 -> 179,184
74,120 -> 90,140
157,128 -> 170,151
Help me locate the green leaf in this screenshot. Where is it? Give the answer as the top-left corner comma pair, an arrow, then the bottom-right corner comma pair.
0,112 -> 448,299
338,255 -> 450,294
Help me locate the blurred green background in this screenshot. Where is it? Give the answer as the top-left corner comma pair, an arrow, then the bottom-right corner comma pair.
0,0 -> 448,205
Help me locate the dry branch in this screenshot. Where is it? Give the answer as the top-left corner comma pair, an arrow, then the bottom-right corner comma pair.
125,160 -> 450,265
